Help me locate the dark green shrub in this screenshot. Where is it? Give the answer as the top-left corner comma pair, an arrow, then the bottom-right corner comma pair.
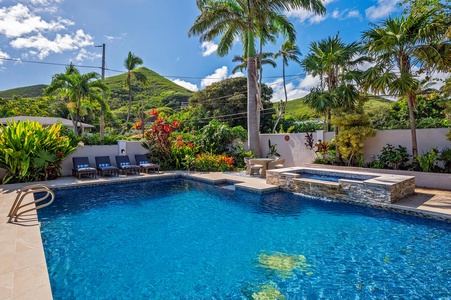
377,144 -> 410,170
439,147 -> 451,172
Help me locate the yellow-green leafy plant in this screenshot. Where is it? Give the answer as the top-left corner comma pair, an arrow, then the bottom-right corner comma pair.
252,282 -> 286,300
0,120 -> 75,183
257,251 -> 312,278
331,110 -> 375,166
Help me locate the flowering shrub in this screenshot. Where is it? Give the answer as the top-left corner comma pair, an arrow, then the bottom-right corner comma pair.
132,121 -> 143,130
191,153 -> 234,172
170,136 -> 197,170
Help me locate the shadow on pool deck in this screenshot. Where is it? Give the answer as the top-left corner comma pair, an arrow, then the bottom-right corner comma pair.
1,171 -> 450,299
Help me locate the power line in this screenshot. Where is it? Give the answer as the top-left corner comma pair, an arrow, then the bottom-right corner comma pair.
0,56 -> 307,80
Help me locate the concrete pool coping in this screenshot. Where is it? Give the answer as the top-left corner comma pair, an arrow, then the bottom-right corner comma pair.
1,171 -> 451,299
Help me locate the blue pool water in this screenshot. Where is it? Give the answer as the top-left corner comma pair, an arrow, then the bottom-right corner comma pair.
299,173 -> 375,182
38,179 -> 451,299
299,173 -> 343,182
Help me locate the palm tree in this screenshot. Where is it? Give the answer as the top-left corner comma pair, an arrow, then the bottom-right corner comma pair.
301,34 -> 364,131
361,10 -> 451,158
45,63 -> 109,135
273,40 -> 301,132
123,52 -> 148,134
189,0 -> 325,157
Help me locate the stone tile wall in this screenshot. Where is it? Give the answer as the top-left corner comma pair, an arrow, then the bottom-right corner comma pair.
267,168 -> 415,205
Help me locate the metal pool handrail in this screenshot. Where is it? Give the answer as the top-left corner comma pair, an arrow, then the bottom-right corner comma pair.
7,184 -> 55,223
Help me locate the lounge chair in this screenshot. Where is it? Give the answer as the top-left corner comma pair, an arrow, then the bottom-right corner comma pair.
134,154 -> 160,173
268,158 -> 285,170
72,157 -> 97,179
95,156 -> 120,177
115,155 -> 141,175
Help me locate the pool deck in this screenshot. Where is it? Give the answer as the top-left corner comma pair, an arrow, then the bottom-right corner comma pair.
1,171 -> 450,299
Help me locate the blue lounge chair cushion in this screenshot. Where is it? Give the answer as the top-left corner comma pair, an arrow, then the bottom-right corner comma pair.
99,163 -> 110,167
139,161 -> 148,164
77,164 -> 89,168
120,162 -> 130,166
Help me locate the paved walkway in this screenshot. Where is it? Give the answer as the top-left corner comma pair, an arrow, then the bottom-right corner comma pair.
1,172 -> 450,299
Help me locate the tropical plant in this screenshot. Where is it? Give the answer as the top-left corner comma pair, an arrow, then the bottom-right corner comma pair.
142,113 -> 180,166
45,63 -> 109,135
123,52 -> 148,133
377,144 -> 410,170
439,147 -> 451,172
331,107 -> 376,166
301,34 -> 366,132
189,0 -> 325,157
361,7 -> 451,158
0,121 -> 75,183
301,34 -> 367,162
267,139 -> 280,158
196,120 -> 247,155
273,40 -> 302,132
191,153 -> 234,172
416,148 -> 439,172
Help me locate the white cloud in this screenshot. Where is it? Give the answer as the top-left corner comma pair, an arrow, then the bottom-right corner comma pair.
365,0 -> 400,21
11,29 -> 94,59
0,2 -> 97,62
0,4 -> 69,38
173,79 -> 199,92
332,9 -> 362,20
267,77 -> 313,102
75,48 -> 101,61
285,0 -> 335,24
229,71 -> 245,78
201,41 -> 218,57
346,10 -> 362,19
201,66 -> 228,88
28,0 -> 63,13
299,74 -> 321,89
0,49 -> 10,64
105,33 -> 126,42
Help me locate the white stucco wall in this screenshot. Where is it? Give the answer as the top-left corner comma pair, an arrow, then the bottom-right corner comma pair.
363,128 -> 450,161
259,128 -> 451,167
259,133 -> 316,167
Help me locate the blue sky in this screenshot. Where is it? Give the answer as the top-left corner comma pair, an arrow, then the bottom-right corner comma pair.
0,0 -> 405,101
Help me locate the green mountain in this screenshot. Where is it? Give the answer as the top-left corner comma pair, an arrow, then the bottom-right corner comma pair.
0,84 -> 47,99
104,67 -> 194,111
0,67 -> 193,111
281,95 -> 393,121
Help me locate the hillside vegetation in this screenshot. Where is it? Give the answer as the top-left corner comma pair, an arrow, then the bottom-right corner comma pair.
0,84 -> 47,99
104,67 -> 193,111
0,67 -> 193,112
280,95 -> 393,121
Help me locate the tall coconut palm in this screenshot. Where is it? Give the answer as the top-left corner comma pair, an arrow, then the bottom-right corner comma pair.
45,63 -> 109,135
273,40 -> 301,132
361,10 -> 451,158
123,52 -> 148,134
189,0 -> 325,157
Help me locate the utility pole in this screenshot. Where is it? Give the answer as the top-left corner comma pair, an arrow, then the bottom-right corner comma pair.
96,43 -> 106,138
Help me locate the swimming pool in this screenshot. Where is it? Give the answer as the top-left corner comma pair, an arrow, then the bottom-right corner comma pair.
38,179 -> 451,299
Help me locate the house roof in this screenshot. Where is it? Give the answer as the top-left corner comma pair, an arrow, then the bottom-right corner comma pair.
0,116 -> 95,128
